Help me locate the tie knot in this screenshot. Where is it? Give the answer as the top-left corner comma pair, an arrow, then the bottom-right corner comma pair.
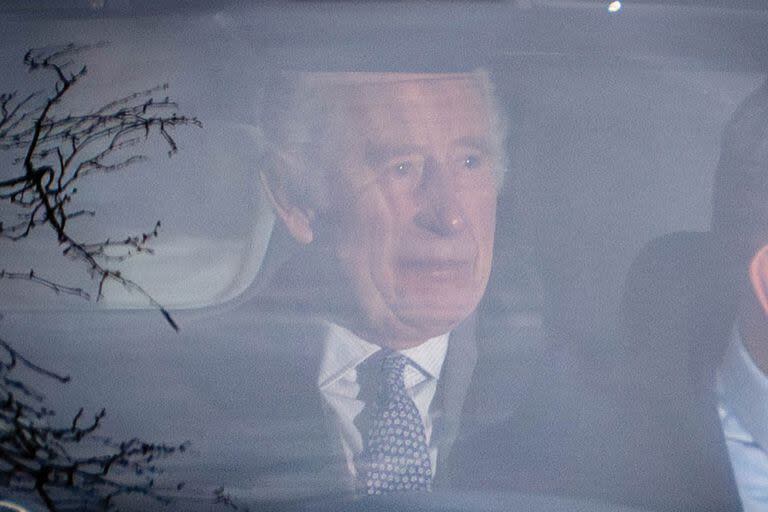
379,352 -> 409,396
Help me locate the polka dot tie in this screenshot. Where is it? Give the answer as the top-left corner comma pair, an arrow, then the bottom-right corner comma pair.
355,352 -> 433,496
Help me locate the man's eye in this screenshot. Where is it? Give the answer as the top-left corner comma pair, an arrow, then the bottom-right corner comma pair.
463,155 -> 481,169
393,161 -> 413,175
385,156 -> 424,181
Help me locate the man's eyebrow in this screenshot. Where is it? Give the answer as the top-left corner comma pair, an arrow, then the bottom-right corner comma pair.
364,137 -> 494,166
454,136 -> 492,153
365,143 -> 426,166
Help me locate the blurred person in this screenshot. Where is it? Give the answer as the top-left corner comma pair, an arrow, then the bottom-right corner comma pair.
700,78 -> 768,512
619,80 -> 768,512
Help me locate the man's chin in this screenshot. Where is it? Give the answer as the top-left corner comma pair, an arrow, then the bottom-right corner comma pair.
354,304 -> 473,350
388,302 -> 477,344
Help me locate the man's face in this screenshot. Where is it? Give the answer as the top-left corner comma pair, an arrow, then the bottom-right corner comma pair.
305,74 -> 499,349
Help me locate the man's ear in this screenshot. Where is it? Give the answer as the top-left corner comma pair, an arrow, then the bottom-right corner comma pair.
259,166 -> 316,245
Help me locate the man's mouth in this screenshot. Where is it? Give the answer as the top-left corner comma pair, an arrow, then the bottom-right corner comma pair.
396,259 -> 474,284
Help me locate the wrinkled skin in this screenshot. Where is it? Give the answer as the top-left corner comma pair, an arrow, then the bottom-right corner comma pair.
273,73 -> 499,349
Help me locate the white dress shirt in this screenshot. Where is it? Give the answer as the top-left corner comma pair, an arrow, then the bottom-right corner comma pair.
317,323 -> 449,479
717,327 -> 768,512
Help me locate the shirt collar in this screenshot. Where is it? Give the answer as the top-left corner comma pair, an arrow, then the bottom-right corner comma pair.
717,325 -> 768,450
317,322 -> 449,388
401,333 -> 449,380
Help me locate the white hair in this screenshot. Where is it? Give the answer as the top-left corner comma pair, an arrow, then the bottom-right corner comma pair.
252,70 -> 510,209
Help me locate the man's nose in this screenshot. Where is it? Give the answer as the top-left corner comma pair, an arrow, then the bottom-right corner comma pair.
413,163 -> 467,236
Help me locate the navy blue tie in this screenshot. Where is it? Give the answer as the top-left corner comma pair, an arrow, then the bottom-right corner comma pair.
356,352 -> 433,495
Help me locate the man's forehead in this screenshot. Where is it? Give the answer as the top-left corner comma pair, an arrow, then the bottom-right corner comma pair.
268,69 -> 501,158
292,71 -> 488,85
287,70 -> 490,101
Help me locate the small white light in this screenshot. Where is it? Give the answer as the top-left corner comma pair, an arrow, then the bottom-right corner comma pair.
608,0 -> 622,12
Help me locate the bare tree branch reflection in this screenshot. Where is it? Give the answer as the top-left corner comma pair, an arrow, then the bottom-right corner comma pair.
0,43 -> 201,510
0,336 -> 189,511
0,43 -> 201,330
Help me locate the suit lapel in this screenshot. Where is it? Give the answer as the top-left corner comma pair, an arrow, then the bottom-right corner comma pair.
300,320 -> 356,493
257,318 -> 353,498
433,314 -> 478,487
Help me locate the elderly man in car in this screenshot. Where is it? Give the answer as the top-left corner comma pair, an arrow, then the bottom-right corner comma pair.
248,70 -> 511,498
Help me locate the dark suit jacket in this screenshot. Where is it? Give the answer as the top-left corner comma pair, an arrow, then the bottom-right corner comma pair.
130,224 -> 477,509
441,231 -> 743,512
616,231 -> 741,511
173,306 -> 479,508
